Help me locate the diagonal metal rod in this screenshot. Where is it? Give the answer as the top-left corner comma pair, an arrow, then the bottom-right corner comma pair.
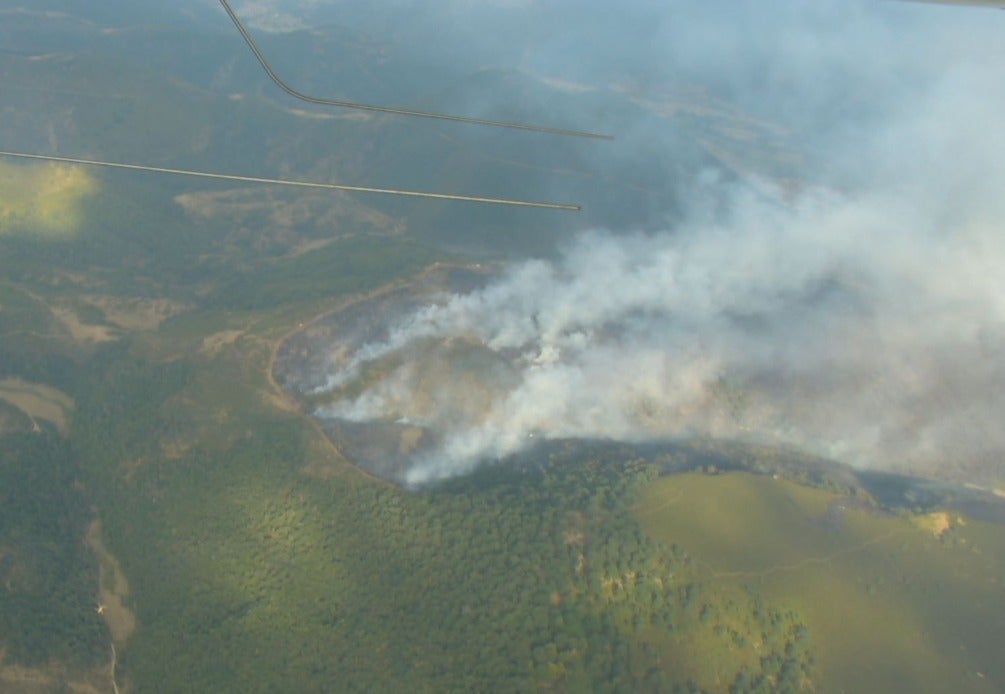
218,0 -> 613,140
892,0 -> 1005,7
0,150 -> 581,210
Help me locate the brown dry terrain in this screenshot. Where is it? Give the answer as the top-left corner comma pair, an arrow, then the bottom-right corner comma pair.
174,187 -> 404,241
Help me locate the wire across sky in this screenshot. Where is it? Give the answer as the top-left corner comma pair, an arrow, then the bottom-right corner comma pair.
0,150 -> 581,210
3,2 -> 609,210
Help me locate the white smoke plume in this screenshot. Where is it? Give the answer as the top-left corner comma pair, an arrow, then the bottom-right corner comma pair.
314,1 -> 1005,486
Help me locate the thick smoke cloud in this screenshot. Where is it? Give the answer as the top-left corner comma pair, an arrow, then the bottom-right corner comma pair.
312,0 -> 1005,486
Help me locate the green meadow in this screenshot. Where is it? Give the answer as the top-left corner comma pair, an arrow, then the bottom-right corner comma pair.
635,472 -> 1005,692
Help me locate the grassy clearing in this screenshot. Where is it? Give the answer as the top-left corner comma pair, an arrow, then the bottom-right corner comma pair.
635,472 -> 1005,692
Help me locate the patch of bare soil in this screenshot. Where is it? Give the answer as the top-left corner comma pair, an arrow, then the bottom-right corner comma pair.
912,511 -> 961,539
199,329 -> 245,356
0,651 -> 108,694
0,378 -> 74,435
84,521 -> 136,648
79,296 -> 188,332
50,307 -> 116,344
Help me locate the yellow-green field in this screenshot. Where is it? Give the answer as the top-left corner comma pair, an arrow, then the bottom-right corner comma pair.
634,472 -> 1005,692
0,161 -> 98,239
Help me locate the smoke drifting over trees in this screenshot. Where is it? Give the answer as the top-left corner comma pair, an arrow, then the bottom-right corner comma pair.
308,0 -> 1005,485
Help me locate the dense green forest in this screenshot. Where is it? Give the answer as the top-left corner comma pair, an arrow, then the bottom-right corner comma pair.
56,338 -> 812,692
0,430 -> 106,666
0,304 -> 815,691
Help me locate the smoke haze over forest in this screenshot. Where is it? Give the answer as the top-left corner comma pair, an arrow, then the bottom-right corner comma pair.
307,0 -> 1005,485
5,2 -> 1005,691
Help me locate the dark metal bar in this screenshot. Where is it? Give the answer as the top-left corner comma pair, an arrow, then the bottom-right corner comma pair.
217,0 -> 613,140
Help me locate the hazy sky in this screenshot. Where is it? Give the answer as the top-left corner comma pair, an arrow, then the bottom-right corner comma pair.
300,0 -> 1005,486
